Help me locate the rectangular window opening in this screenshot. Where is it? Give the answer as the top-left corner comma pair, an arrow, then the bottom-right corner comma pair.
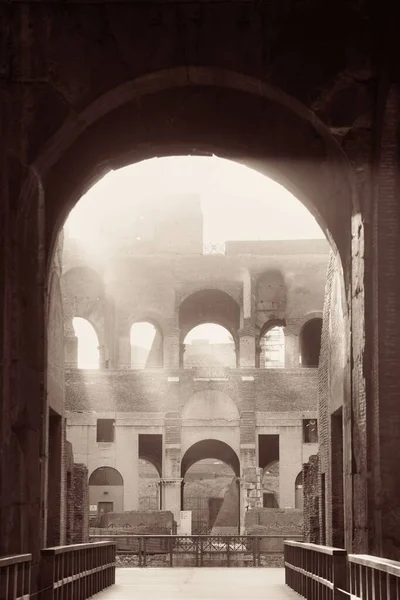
96,419 -> 115,443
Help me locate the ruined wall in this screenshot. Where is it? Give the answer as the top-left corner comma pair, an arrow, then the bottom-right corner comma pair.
318,252 -> 347,547
65,368 -> 318,413
303,454 -> 320,543
72,463 -> 89,543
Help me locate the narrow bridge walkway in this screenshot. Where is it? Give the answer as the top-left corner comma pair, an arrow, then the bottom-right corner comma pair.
96,567 -> 298,599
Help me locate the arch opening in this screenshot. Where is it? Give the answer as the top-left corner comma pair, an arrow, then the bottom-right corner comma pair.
72,317 -> 100,369
88,466 -> 124,525
262,461 -> 280,508
138,459 -> 160,510
183,323 -> 236,369
295,471 -> 304,510
181,439 -> 240,479
183,459 -> 237,534
300,318 -> 323,367
260,325 -> 285,369
130,321 -> 163,369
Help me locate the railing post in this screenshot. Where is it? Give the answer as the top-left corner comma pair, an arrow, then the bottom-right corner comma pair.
333,552 -> 348,600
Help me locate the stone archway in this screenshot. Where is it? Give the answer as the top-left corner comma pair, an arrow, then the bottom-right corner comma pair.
5,64 -> 360,562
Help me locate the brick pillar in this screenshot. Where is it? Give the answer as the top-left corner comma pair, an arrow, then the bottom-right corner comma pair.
164,327 -> 180,368
365,84 -> 400,559
239,375 -> 258,532
284,321 -> 300,368
279,427 -> 303,509
238,325 -> 256,367
72,463 -> 89,543
162,377 -> 182,525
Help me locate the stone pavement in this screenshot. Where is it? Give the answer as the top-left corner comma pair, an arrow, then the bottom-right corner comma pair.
97,567 -> 299,599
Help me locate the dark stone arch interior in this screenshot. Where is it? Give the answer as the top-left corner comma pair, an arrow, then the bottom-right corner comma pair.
138,434 -> 163,476
89,467 -> 124,486
300,318 -> 323,367
42,83 -> 352,277
181,440 -> 240,478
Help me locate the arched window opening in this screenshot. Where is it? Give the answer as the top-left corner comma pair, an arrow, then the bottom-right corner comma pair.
72,317 -> 99,369
139,459 -> 160,510
89,466 -> 123,486
262,461 -> 280,508
260,326 -> 285,369
88,466 -> 124,526
300,318 -> 323,367
130,321 -> 163,369
183,459 -> 237,534
183,323 -> 236,369
295,472 -> 303,510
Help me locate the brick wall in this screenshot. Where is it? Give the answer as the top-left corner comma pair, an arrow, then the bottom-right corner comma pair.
317,251 -> 346,546
302,454 -> 320,543
65,368 -> 318,414
73,463 -> 89,543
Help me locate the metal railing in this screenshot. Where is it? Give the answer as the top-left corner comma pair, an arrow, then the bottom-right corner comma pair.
284,541 -> 347,600
348,554 -> 400,600
90,534 -> 302,567
39,542 -> 116,600
0,554 -> 31,600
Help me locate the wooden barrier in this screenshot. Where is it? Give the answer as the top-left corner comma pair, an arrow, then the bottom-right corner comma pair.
0,554 -> 31,600
349,554 -> 400,600
284,540 -> 347,600
39,541 -> 115,600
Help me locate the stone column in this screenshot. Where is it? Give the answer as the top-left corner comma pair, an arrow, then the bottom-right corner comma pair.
160,478 -> 183,526
238,325 -> 257,367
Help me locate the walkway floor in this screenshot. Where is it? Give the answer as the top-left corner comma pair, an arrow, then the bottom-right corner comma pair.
97,568 -> 298,599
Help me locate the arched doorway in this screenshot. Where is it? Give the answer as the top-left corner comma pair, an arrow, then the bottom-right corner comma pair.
11,65 -> 352,559
181,440 -> 240,534
300,318 -> 323,367
295,472 -> 304,510
138,459 -> 161,510
88,467 -> 124,525
262,461 -> 280,508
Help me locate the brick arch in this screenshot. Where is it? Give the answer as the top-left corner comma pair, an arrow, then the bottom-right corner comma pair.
35,67 -> 355,281
179,289 -> 241,342
89,466 -> 124,486
181,439 -> 240,478
61,265 -> 105,344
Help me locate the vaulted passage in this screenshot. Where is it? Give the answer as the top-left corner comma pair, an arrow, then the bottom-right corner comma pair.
3,3 -> 400,598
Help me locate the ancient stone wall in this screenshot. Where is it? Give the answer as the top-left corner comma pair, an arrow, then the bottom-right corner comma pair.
65,368 -> 318,413
302,454 -> 320,543
318,252 -> 347,547
72,463 -> 89,543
